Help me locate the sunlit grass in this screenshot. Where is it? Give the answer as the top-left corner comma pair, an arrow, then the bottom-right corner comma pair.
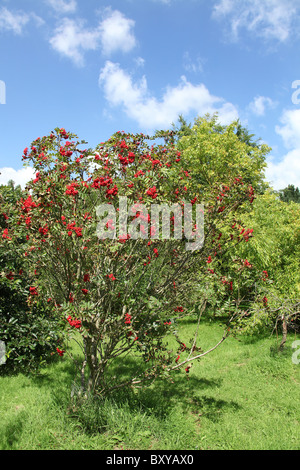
0,320 -> 299,450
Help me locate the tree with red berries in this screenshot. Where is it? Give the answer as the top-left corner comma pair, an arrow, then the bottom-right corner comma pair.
1,116 -> 271,397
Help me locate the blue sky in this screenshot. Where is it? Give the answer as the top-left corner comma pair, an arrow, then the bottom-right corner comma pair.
0,0 -> 300,190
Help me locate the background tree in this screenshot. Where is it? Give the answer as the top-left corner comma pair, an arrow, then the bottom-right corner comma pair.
230,191 -> 300,339
235,120 -> 261,149
174,114 -> 272,325
279,185 -> 300,204
235,191 -> 300,298
175,114 -> 270,192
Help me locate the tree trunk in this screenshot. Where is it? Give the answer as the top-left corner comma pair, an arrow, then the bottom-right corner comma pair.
83,334 -> 99,395
279,314 -> 287,350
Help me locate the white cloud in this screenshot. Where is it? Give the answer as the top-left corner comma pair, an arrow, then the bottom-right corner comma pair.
0,7 -> 30,35
134,57 -> 145,68
249,96 -> 276,116
0,7 -> 44,35
183,52 -> 205,74
151,0 -> 172,4
275,108 -> 300,149
49,9 -> 137,66
99,8 -> 137,56
0,167 -> 35,188
212,0 -> 299,43
99,60 -> 239,130
49,18 -> 101,66
265,108 -> 300,189
266,150 -> 300,190
46,0 -> 77,14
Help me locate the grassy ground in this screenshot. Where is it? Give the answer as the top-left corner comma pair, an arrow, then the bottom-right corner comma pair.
0,319 -> 299,450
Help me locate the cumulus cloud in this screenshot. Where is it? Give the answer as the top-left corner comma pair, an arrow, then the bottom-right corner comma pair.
98,8 -> 137,56
49,18 -> 101,66
0,7 -> 31,35
275,108 -> 300,149
99,60 -> 239,129
266,149 -> 300,190
212,0 -> 299,43
249,96 -> 277,116
49,9 -> 137,66
99,61 -> 239,130
265,108 -> 300,190
0,167 -> 35,188
46,0 -> 77,14
0,6 -> 44,36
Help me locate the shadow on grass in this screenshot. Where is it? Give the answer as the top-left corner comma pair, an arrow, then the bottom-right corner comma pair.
29,358 -> 79,411
189,395 -> 241,423
99,352 -> 223,415
66,368 -> 241,436
65,372 -> 232,436
32,358 -> 77,385
28,349 -> 241,435
1,411 -> 25,450
92,356 -> 238,427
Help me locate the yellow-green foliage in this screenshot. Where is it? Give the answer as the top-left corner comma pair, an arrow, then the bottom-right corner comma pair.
236,191 -> 300,297
177,114 -> 270,196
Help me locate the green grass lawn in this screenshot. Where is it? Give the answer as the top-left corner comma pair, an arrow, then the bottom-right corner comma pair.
1,320 -> 299,450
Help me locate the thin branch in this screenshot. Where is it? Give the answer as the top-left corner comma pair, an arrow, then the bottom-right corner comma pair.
187,298 -> 207,361
168,330 -> 229,372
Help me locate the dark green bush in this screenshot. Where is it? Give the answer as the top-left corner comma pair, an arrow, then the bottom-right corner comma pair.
0,275 -> 63,375
0,181 -> 64,375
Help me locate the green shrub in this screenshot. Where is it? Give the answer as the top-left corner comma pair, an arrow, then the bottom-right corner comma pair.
0,181 -> 64,375
0,275 -> 63,374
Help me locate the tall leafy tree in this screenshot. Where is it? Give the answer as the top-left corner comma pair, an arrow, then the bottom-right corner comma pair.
279,185 -> 300,204
176,114 -> 270,196
235,191 -> 300,298
235,120 -> 261,149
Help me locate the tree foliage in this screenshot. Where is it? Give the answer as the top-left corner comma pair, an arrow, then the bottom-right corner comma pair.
0,182 -> 62,373
175,114 -> 270,195
279,185 -> 300,204
235,191 -> 300,298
